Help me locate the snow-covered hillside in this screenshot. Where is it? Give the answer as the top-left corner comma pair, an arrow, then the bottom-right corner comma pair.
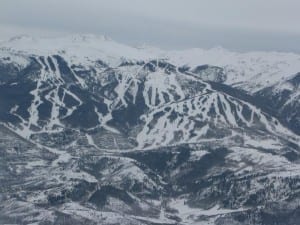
0,35 -> 299,225
2,35 -> 300,93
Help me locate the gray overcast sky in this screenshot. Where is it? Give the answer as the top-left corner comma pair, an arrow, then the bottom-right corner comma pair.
1,0 -> 300,52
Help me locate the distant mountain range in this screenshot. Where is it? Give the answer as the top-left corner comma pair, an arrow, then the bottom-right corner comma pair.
0,35 -> 299,225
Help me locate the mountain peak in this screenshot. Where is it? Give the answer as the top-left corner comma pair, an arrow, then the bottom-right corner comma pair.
67,33 -> 112,42
1,35 -> 300,92
8,34 -> 36,42
0,33 -> 300,225
5,33 -> 112,43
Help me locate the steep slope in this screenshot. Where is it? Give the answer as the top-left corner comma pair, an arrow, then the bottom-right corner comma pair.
159,46 -> 300,137
163,47 -> 300,93
0,36 -> 299,225
0,51 -> 297,150
255,72 -> 300,134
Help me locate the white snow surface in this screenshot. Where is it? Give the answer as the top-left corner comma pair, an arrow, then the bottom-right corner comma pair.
1,35 -> 300,93
2,35 -> 299,150
163,47 -> 300,92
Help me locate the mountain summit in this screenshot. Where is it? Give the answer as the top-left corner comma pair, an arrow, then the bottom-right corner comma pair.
0,36 -> 299,225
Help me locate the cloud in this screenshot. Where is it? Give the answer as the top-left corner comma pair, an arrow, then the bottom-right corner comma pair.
1,0 -> 300,52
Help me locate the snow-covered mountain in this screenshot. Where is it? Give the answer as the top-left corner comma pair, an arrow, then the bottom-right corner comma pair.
0,35 -> 299,225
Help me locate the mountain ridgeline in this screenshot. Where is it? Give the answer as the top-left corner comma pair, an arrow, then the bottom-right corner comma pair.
0,35 -> 299,225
